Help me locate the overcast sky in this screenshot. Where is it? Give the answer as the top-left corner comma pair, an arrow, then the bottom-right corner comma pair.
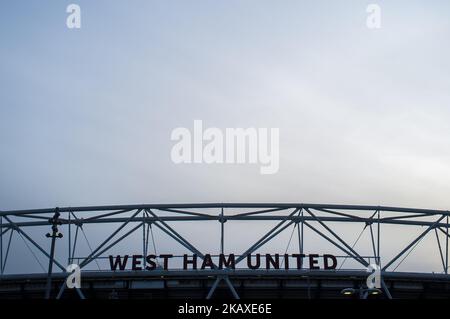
1,0 -> 450,210
1,1 -> 450,274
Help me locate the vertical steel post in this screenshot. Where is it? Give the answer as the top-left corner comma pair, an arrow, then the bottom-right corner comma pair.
0,216 -> 3,275
377,210 -> 381,266
45,235 -> 57,298
220,207 -> 224,255
301,210 -> 304,254
45,208 -> 63,299
143,210 -> 147,265
68,212 -> 71,265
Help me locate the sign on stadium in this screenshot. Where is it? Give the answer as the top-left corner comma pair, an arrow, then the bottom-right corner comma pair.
108,253 -> 338,271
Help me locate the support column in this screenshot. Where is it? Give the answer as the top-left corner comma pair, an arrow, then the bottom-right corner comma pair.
297,209 -> 303,267
377,210 -> 381,267
206,275 -> 239,299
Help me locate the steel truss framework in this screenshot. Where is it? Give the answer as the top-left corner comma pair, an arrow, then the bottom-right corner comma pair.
1,203 -> 450,299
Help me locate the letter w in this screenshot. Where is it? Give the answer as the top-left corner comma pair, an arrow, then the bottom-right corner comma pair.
109,255 -> 129,270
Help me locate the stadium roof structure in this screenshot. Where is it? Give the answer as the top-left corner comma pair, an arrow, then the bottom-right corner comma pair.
1,203 -> 450,299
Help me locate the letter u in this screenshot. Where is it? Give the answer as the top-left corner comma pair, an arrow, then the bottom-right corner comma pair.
247,254 -> 261,270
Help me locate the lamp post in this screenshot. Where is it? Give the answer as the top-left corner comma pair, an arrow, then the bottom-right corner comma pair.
44,208 -> 63,299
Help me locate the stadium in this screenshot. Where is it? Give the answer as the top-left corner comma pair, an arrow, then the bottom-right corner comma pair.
1,203 -> 449,299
